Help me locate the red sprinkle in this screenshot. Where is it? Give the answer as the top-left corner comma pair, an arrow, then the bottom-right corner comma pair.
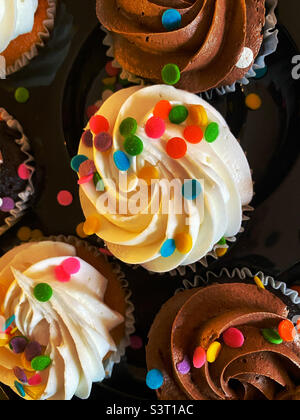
28,373 -> 42,386
18,164 -> 31,180
89,115 -> 109,134
105,61 -> 120,77
57,190 -> 73,207
78,173 -> 94,185
145,116 -> 166,139
223,328 -> 245,348
166,137 -> 187,159
193,346 -> 206,369
54,265 -> 71,283
183,125 -> 204,144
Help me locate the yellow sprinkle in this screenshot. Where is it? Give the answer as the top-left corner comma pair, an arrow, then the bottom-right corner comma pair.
188,105 -> 208,127
10,327 -> 18,336
17,226 -> 32,242
138,165 -> 160,186
23,384 -> 46,400
174,232 -> 193,254
76,222 -> 88,239
83,215 -> 101,236
245,93 -> 262,110
21,353 -> 35,372
31,229 -> 43,240
254,276 -> 265,290
102,77 -> 117,86
0,333 -> 10,347
207,341 -> 222,363
216,247 -> 228,258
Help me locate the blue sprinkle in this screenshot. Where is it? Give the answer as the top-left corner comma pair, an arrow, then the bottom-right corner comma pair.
254,66 -> 268,80
146,369 -> 164,390
161,239 -> 176,258
71,155 -> 89,172
113,151 -> 131,172
182,180 -> 202,201
14,381 -> 25,398
3,314 -> 15,331
162,9 -> 182,31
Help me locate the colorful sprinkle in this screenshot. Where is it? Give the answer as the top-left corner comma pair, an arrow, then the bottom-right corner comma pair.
193,347 -> 206,369
83,215 -> 101,236
182,179 -> 202,200
54,265 -> 71,283
105,61 -> 120,77
153,100 -> 172,120
93,173 -> 105,191
3,315 -> 15,331
89,115 -> 109,134
13,367 -> 27,383
130,335 -> 143,350
169,105 -> 189,125
14,381 -> 25,397
17,226 -> 32,242
78,160 -> 96,178
161,63 -> 181,85
207,341 -> 222,363
162,9 -> 182,31
184,125 -> 203,144
216,247 -> 228,258
119,117 -> 138,137
78,173 -> 94,185
138,165 -> 160,186
278,320 -> 296,343
205,122 -> 219,143
223,328 -> 245,348
245,93 -> 262,110
261,329 -> 283,345
10,337 -> 28,354
188,105 -> 208,127
25,341 -> 42,362
57,190 -> 73,207
62,258 -> 81,275
33,283 -> 53,303
31,355 -> 52,372
145,116 -> 166,139
218,237 -> 227,246
124,135 -> 144,156
174,232 -> 193,254
113,150 -> 131,171
15,87 -> 29,104
82,130 -> 93,148
177,356 -> 191,374
161,239 -> 176,258
166,137 -> 187,159
28,373 -> 42,387
254,275 -> 265,290
71,155 -> 88,172
94,132 -> 113,152
146,369 -> 164,390
18,163 -> 31,180
0,197 -> 15,212
255,66 -> 268,79
76,222 -> 88,239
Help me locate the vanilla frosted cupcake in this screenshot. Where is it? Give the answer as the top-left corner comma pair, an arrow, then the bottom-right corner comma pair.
75,85 -> 253,273
0,239 -> 134,400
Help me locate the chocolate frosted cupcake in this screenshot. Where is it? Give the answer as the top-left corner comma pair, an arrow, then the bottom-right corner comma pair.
146,278 -> 300,400
97,0 -> 278,94
0,109 -> 35,236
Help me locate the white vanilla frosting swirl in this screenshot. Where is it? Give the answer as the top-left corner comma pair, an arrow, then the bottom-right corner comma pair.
78,85 -> 253,273
1,241 -> 124,400
0,0 -> 38,53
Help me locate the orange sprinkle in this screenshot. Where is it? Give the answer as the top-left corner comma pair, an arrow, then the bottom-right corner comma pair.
216,247 -> 228,258
184,125 -> 203,144
166,137 -> 187,159
245,93 -> 262,110
278,319 -> 297,343
153,100 -> 172,120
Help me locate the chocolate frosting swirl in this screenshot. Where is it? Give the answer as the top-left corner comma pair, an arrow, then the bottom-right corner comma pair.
146,283 -> 300,400
97,0 -> 266,92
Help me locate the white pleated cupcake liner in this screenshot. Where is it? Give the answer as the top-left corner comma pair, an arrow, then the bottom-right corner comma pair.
48,234 -> 136,379
0,0 -> 57,79
101,0 -> 278,97
0,108 -> 35,236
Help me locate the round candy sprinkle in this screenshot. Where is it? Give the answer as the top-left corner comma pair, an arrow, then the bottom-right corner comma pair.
261,329 -> 283,345
130,335 -> 143,350
166,137 -> 187,159
33,283 -> 53,303
13,367 -> 27,383
119,117 -> 138,137
207,341 -> 222,363
254,275 -> 265,290
71,155 -> 88,172
83,215 -> 101,236
255,66 -> 268,79
223,328 -> 245,349
216,247 -> 228,258
113,150 -> 131,171
193,347 -> 206,369
3,315 -> 15,331
105,61 -> 120,77
62,258 -> 81,275
205,122 -> 219,143
145,116 -> 166,139
94,132 -> 113,152
278,320 -> 296,343
138,165 -> 160,186
93,172 -> 105,192
78,159 -> 96,178
78,173 -> 94,185
169,105 -> 189,125
54,265 -> 71,283
124,135 -> 144,156
82,130 -> 93,148
0,197 -> 15,212
162,63 -> 181,85
31,355 -> 52,372
177,356 -> 191,375
161,239 -> 176,258
188,105 -> 208,127
184,125 -> 203,144
15,87 -> 29,104
162,9 -> 182,31
146,369 -> 164,390
14,381 -> 26,397
57,190 -> 73,207
182,179 -> 202,201
89,115 -> 109,134
17,226 -> 32,242
174,232 -> 193,254
28,373 -> 42,386
245,93 -> 262,110
10,337 -> 28,354
18,163 -> 31,180
153,100 -> 172,120
25,341 -> 42,362
76,222 -> 88,239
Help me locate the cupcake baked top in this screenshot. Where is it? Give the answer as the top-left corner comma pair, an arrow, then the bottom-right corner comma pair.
76,85 -> 253,273
0,241 -> 125,400
97,0 -> 266,92
146,283 -> 300,400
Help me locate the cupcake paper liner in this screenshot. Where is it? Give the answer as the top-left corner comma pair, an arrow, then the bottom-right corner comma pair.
0,108 -> 35,236
0,0 -> 57,79
102,0 -> 278,97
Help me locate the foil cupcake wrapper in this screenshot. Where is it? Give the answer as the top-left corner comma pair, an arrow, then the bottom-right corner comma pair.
48,234 -> 136,378
0,0 -> 57,79
0,108 -> 35,236
102,0 -> 278,97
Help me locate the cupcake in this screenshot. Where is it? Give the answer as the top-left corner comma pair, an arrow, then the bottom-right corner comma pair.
0,109 -> 35,236
0,0 -> 56,78
0,237 -> 134,400
75,84 -> 253,273
96,0 -> 278,94
146,272 -> 300,400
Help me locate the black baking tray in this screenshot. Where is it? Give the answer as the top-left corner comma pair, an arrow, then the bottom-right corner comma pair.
0,0 -> 300,401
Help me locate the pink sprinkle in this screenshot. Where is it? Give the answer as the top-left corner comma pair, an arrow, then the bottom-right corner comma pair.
223,328 -> 245,349
193,346 -> 206,369
57,190 -> 73,207
62,258 -> 80,275
105,61 -> 120,77
54,265 -> 71,283
18,163 -> 31,180
28,373 -> 42,386
145,116 -> 166,139
78,173 -> 94,185
130,335 -> 143,350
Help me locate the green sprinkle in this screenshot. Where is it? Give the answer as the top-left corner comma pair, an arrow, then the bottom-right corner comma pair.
169,105 -> 189,125
15,87 -> 30,104
119,117 -> 138,137
161,63 -> 181,85
261,329 -> 283,345
93,172 -> 105,191
31,355 -> 52,371
218,237 -> 227,246
205,122 -> 219,143
33,283 -> 53,303
124,135 -> 144,156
